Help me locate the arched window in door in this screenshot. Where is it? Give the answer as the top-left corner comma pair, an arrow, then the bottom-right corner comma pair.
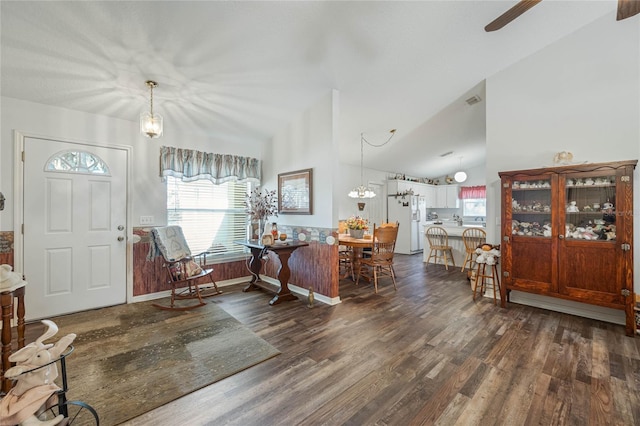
44,150 -> 111,175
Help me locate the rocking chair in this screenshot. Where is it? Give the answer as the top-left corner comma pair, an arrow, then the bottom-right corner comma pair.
148,226 -> 222,310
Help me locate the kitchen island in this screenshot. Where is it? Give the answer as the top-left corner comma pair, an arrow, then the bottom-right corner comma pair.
422,222 -> 485,269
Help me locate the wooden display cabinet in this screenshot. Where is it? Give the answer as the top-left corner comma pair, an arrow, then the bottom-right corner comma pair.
499,160 -> 637,336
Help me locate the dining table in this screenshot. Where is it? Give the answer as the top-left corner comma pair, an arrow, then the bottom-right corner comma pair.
338,233 -> 374,279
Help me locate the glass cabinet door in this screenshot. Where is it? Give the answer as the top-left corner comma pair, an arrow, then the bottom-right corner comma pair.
563,174 -> 616,242
510,178 -> 553,238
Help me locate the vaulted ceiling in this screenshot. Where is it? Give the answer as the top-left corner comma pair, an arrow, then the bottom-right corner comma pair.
0,1 -> 625,178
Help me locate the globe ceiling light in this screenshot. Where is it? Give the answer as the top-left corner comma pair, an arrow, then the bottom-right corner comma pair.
454,171 -> 468,183
348,129 -> 397,199
454,156 -> 467,183
140,80 -> 163,138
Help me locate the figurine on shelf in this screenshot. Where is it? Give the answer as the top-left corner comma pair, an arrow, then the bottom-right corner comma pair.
566,201 -> 580,213
602,201 -> 615,223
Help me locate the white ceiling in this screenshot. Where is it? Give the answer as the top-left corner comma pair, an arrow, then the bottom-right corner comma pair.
0,1 -> 623,178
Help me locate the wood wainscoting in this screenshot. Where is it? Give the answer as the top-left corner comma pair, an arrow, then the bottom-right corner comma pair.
133,228 -> 340,300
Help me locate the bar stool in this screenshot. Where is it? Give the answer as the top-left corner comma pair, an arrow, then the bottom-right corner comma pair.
425,226 -> 455,270
461,227 -> 486,272
472,246 -> 501,305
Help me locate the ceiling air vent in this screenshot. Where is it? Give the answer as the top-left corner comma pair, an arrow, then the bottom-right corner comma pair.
465,95 -> 482,105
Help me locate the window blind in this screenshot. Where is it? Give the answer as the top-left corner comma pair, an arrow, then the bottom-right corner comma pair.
167,176 -> 250,257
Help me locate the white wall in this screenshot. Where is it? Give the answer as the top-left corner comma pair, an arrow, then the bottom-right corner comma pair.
268,90 -> 338,228
337,162 -> 389,221
0,96 -> 265,231
485,15 -> 640,314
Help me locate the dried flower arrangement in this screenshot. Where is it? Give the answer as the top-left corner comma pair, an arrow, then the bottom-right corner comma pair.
246,187 -> 278,222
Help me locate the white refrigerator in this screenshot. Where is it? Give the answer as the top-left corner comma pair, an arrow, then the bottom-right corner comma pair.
387,195 -> 425,254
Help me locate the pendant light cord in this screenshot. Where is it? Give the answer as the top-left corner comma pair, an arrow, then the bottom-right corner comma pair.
361,129 -> 396,148
360,133 -> 365,185
359,129 -> 396,184
149,84 -> 154,116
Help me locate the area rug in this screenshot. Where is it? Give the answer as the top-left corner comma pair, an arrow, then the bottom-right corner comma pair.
36,299 -> 280,425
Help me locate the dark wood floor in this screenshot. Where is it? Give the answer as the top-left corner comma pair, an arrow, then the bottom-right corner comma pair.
103,255 -> 638,424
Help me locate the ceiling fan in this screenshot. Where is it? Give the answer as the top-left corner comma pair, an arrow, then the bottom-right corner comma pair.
485,0 -> 640,32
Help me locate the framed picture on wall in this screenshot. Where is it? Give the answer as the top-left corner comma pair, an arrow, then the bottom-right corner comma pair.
278,168 -> 312,214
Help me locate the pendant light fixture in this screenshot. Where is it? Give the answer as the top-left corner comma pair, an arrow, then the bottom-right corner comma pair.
454,156 -> 467,183
140,80 -> 163,138
348,129 -> 396,199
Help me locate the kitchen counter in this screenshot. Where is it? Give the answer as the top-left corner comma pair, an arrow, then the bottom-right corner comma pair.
423,222 -> 484,238
422,222 -> 484,267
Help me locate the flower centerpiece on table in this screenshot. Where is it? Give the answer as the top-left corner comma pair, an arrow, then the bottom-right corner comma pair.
246,187 -> 278,237
346,215 -> 368,238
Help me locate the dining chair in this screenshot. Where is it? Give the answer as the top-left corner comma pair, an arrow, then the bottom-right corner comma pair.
355,222 -> 399,293
337,220 -> 354,280
461,227 -> 487,272
425,226 -> 455,270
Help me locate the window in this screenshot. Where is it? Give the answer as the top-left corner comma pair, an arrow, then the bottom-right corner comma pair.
167,176 -> 250,258
45,150 -> 110,175
462,198 -> 486,217
460,185 -> 486,218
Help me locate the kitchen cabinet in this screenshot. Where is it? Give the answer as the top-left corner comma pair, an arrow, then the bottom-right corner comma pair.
423,185 -> 436,209
387,181 -> 455,209
387,180 -> 415,195
435,185 -> 459,208
499,160 -> 637,336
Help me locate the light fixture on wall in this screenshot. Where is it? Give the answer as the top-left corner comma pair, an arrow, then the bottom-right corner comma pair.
140,80 -> 163,138
348,129 -> 397,199
454,156 -> 467,183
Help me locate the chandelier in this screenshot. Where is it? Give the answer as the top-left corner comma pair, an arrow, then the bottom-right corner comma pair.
348,129 -> 396,199
140,80 -> 163,138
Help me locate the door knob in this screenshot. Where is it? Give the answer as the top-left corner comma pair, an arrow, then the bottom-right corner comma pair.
558,234 -> 564,239
118,225 -> 124,231
117,236 -> 125,241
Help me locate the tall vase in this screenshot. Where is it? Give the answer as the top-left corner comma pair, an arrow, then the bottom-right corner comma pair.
257,219 -> 266,239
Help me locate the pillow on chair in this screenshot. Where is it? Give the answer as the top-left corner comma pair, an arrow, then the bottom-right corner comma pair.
184,259 -> 203,277
169,260 -> 202,280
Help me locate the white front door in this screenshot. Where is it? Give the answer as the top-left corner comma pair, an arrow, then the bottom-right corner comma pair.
22,137 -> 127,320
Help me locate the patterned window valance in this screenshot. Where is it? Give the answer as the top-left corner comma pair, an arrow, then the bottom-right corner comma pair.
460,185 -> 486,199
160,146 -> 261,184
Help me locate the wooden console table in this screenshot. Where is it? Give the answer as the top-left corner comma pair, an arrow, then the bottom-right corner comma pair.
235,240 -> 309,305
1,283 -> 26,394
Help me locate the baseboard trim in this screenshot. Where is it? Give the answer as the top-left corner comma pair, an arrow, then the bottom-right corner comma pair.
509,290 -> 625,326
261,277 -> 341,306
130,276 -> 341,306
130,276 -> 252,303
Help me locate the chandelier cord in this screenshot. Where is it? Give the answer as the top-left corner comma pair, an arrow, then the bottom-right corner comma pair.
149,84 -> 154,116
360,134 -> 365,185
361,129 -> 396,148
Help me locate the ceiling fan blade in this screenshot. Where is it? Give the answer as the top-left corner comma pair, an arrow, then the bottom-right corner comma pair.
617,0 -> 640,20
485,0 -> 543,32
